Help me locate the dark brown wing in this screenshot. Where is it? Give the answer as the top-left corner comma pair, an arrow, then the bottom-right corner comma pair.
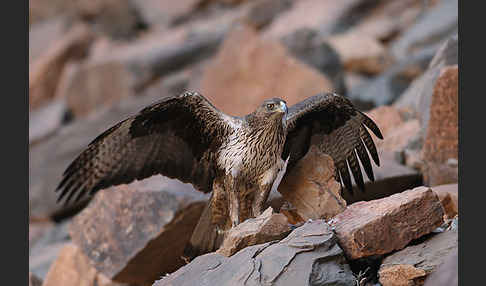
56,91 -> 233,205
283,92 -> 383,195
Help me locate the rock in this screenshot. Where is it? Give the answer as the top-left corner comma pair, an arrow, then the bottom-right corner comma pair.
281,28 -> 346,94
29,23 -> 95,110
365,105 -> 421,154
71,0 -> 147,39
42,243 -> 126,286
394,34 -> 458,124
29,16 -> 66,64
379,229 -> 458,286
216,207 -> 291,257
421,66 -> 458,186
390,0 -> 458,62
130,0 -> 201,29
29,220 -> 71,279
29,92 -> 171,219
29,0 -> 70,26
423,249 -> 458,286
341,151 -> 423,204
29,221 -> 54,250
348,46 -> 437,110
263,0 -> 369,40
29,272 -> 43,286
431,184 -> 458,219
200,24 -> 334,116
59,60 -> 135,117
378,265 -> 426,286
29,98 -> 67,145
329,186 -> 445,260
327,31 -> 390,75
278,146 -> 347,221
153,220 -> 356,286
244,0 -> 293,30
69,176 -> 208,284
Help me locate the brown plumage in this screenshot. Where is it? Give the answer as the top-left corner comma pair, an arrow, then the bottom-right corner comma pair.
56,91 -> 383,260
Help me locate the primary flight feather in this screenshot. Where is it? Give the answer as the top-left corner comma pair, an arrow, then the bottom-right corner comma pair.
56,91 -> 383,259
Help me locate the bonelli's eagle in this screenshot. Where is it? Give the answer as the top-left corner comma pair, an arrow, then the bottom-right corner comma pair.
56,91 -> 383,260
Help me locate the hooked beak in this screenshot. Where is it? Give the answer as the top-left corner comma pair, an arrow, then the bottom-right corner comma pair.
277,101 -> 288,113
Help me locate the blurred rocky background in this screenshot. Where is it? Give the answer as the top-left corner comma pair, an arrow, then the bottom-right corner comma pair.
29,0 -> 458,285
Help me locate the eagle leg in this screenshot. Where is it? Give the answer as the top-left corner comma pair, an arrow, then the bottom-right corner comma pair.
252,183 -> 272,217
225,176 -> 241,227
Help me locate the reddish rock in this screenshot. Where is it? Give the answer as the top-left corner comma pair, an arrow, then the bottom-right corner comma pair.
200,24 -> 334,117
216,207 -> 291,257
329,186 -> 445,260
278,146 -> 346,221
69,176 -> 208,284
42,243 -> 126,286
431,184 -> 458,219
29,272 -> 43,286
327,31 -> 390,74
29,16 -> 66,64
365,105 -> 406,139
421,66 -> 458,186
29,0 -> 70,26
379,229 -> 458,286
379,265 -> 426,286
379,120 -> 421,154
59,60 -> 134,117
29,23 -> 94,110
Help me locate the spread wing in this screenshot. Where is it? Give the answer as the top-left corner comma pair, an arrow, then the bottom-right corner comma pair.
283,92 -> 383,195
56,91 -> 233,205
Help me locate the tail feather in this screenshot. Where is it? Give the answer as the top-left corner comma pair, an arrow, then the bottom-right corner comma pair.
183,195 -> 226,261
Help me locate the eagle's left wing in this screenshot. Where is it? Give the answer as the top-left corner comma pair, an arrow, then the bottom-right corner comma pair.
283,93 -> 383,194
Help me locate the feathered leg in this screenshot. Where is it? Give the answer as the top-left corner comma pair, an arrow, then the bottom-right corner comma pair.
182,179 -> 228,261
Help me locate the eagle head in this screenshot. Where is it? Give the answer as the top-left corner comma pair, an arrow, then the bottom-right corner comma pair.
255,98 -> 287,116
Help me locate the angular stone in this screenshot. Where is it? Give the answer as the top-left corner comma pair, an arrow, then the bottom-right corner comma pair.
59,60 -> 135,117
282,28 -> 346,94
263,0 -> 368,39
379,265 -> 426,286
330,187 -> 445,259
29,23 -> 95,110
327,31 -> 390,74
29,272 -> 43,286
153,220 -> 356,286
431,184 -> 458,219
42,243 -> 127,286
278,146 -> 346,221
390,0 -> 458,61
71,0 -> 146,39
200,24 -> 334,117
29,16 -> 66,64
29,98 -> 67,145
423,249 -> 458,286
216,207 -> 291,257
69,176 -> 208,284
29,221 -> 71,280
379,229 -> 458,286
421,66 -> 458,186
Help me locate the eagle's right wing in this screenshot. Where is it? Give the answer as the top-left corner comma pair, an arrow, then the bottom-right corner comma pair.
56,91 -> 233,205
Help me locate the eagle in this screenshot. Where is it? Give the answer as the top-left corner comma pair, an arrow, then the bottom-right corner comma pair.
56,91 -> 383,260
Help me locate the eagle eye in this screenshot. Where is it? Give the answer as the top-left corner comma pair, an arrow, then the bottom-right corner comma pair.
266,103 -> 275,110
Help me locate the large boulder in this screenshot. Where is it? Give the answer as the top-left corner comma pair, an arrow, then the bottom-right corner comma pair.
330,186 -> 445,260
200,24 -> 334,117
29,23 -> 94,110
278,146 -> 346,221
421,65 -> 458,186
153,220 -> 357,286
69,176 -> 208,285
